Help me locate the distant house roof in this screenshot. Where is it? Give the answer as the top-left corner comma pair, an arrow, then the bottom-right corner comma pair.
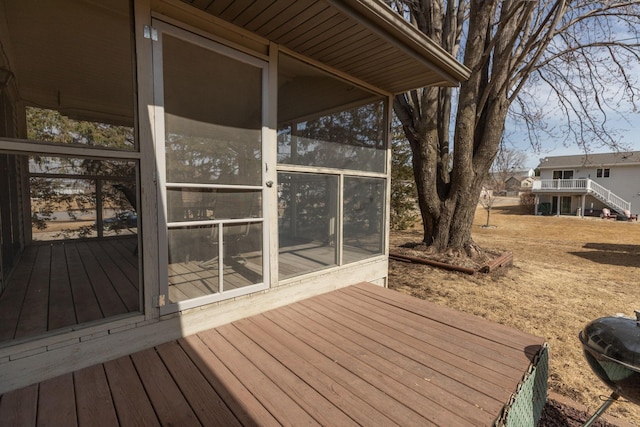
537,151 -> 640,169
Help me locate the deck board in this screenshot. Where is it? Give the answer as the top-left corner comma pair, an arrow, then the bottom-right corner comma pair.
37,374 -> 76,427
48,244 -> 76,330
0,238 -> 139,342
0,384 -> 38,426
130,348 -> 201,426
74,365 -> 119,427
65,243 -> 104,324
260,308 -> 430,426
85,241 -> 138,310
289,297 -> 506,413
0,247 -> 36,341
76,242 -> 128,318
235,315 -> 399,426
0,282 -> 546,426
103,356 -> 160,426
14,245 -> 51,339
179,335 -> 282,427
155,341 -> 243,427
216,323 -> 358,427
289,298 -> 501,424
351,283 -> 541,353
198,328 -> 321,426
268,305 -> 471,426
320,288 -> 527,377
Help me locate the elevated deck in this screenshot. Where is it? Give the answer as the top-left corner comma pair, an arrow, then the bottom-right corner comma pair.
0,282 -> 547,426
532,178 -> 631,214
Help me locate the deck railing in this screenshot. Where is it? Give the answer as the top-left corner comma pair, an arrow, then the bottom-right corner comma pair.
532,178 -> 588,191
588,180 -> 631,212
532,178 -> 631,213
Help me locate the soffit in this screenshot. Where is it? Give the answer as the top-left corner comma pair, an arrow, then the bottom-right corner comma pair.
1,0 -> 134,125
179,0 -> 470,93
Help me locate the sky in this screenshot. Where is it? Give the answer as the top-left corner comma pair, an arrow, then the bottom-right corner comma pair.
496,7 -> 640,170
508,111 -> 640,169
502,82 -> 640,169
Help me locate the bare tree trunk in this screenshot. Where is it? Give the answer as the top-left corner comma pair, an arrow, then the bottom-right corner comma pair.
393,0 -> 640,256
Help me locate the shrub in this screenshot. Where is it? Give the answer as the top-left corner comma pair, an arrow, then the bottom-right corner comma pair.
520,191 -> 536,214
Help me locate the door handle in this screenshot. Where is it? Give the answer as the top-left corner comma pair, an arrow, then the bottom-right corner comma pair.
265,180 -> 273,188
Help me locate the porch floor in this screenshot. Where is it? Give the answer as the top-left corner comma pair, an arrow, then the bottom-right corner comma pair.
0,237 -> 377,343
0,282 -> 546,426
0,237 -> 140,342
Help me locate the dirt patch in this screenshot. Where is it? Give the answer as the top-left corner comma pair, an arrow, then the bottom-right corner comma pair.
540,398 -> 618,426
392,241 -> 500,271
389,198 -> 640,426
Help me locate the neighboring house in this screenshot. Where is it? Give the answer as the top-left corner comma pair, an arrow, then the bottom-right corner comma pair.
486,171 -> 534,196
532,151 -> 640,217
520,176 -> 535,190
0,0 -> 470,392
504,176 -> 523,194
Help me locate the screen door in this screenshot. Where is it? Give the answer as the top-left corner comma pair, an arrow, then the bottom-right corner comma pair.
153,21 -> 269,312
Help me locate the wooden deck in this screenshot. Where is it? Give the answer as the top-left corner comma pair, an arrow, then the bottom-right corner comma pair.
0,238 -> 140,342
0,237 -> 378,340
0,282 -> 546,426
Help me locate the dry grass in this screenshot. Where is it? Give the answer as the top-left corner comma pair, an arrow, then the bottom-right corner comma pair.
388,197 -> 640,426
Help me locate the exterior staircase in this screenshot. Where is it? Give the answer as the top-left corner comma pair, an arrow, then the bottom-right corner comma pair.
532,179 -> 631,215
586,180 -> 631,215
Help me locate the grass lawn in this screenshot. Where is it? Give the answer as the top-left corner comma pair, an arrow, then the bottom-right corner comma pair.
389,197 -> 640,425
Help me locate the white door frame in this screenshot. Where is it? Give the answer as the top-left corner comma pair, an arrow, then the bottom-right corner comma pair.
151,19 -> 271,314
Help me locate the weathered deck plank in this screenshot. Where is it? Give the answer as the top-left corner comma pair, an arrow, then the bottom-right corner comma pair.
14,245 -> 51,339
37,374 -> 76,426
84,240 -> 138,310
267,305 -> 471,426
74,365 -> 119,427
155,341 -> 243,427
65,243 -> 104,324
198,328 -> 321,426
76,241 -> 128,318
0,247 -> 37,341
0,239 -> 139,342
216,322 -> 359,426
0,384 -> 38,425
320,288 -> 527,377
234,315 -> 397,426
289,297 -> 502,424
350,283 -> 541,354
179,335 -> 282,427
130,348 -> 200,426
0,283 -> 546,426
48,243 -> 76,330
103,356 -> 160,426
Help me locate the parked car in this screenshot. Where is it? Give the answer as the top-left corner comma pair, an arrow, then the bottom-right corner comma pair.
103,210 -> 137,231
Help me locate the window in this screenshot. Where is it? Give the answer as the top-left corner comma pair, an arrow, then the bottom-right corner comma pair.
0,0 -> 140,344
277,54 -> 386,173
553,170 -> 573,179
278,173 -> 339,279
596,168 -> 610,178
277,53 -> 388,279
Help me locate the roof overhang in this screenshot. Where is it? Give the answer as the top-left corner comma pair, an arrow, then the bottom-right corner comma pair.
0,0 -> 470,128
179,0 -> 470,94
